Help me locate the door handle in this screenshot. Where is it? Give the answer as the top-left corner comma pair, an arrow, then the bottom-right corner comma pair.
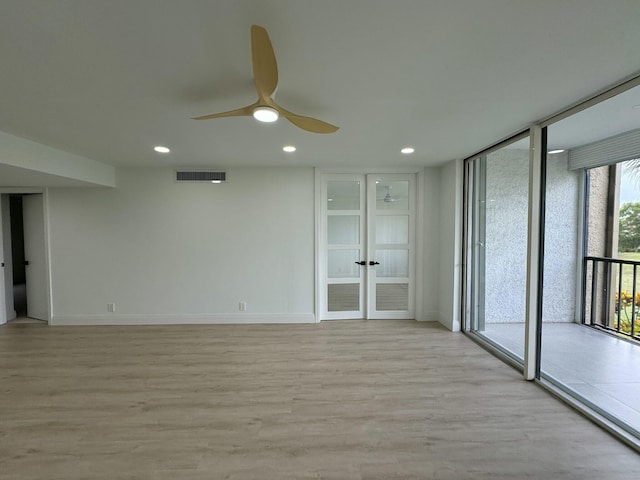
369,261 -> 380,266
355,261 -> 366,266
24,260 -> 29,266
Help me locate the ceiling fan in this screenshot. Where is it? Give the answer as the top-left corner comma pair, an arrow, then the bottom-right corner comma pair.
192,25 -> 339,134
381,185 -> 396,203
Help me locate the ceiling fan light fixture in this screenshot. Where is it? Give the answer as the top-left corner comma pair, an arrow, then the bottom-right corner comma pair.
253,106 -> 279,123
192,26 -> 338,133
382,185 -> 395,203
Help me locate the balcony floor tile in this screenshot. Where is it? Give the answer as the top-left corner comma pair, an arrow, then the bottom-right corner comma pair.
480,322 -> 640,436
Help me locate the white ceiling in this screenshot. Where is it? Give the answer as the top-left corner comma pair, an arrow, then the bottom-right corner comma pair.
2,0 -> 640,172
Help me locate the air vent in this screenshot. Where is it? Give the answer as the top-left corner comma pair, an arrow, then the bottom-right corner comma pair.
175,170 -> 227,183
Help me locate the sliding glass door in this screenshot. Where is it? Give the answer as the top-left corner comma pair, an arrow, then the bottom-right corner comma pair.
538,84 -> 640,439
465,135 -> 531,364
463,80 -> 640,445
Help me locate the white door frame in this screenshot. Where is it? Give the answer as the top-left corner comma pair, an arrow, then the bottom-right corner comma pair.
315,168 -> 424,322
0,188 -> 53,324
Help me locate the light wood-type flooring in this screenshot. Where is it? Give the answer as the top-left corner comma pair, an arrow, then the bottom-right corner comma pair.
1,320 -> 639,479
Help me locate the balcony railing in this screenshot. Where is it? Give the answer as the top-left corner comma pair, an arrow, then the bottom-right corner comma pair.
583,256 -> 640,342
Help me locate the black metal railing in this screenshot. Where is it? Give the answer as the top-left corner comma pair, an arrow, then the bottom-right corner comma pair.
583,256 -> 640,342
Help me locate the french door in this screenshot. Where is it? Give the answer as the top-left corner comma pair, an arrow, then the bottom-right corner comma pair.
319,173 -> 416,320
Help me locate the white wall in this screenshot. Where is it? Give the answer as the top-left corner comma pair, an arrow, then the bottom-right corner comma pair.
48,167 -> 315,324
437,159 -> 462,331
45,165 -> 447,326
419,167 -> 441,322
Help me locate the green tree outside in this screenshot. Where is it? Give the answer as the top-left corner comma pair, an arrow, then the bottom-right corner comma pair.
619,201 -> 640,252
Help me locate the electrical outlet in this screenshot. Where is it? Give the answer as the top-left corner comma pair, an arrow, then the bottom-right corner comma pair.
107,303 -> 116,313
239,301 -> 247,312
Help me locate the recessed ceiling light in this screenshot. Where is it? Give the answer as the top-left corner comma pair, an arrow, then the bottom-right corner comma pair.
283,145 -> 296,153
548,149 -> 565,154
253,106 -> 279,123
154,146 -> 170,153
211,180 -> 222,184
401,147 -> 415,154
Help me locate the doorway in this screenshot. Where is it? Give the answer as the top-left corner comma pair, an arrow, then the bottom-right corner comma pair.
0,193 -> 49,324
319,173 -> 416,320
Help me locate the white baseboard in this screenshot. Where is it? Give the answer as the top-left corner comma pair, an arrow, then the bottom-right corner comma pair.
433,310 -> 461,332
51,313 -> 316,326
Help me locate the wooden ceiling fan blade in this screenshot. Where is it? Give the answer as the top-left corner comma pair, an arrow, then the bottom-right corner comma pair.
193,26 -> 337,134
251,25 -> 278,99
281,110 -> 339,134
192,104 -> 256,120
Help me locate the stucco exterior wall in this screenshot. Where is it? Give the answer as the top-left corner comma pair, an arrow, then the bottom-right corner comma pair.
542,152 -> 580,322
584,165 -> 611,326
587,166 -> 609,257
485,149 -> 529,323
485,149 -> 579,323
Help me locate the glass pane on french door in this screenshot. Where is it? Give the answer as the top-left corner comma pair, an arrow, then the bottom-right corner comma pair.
328,283 -> 360,312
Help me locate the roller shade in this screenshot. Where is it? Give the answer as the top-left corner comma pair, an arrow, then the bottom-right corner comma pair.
568,128 -> 640,170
